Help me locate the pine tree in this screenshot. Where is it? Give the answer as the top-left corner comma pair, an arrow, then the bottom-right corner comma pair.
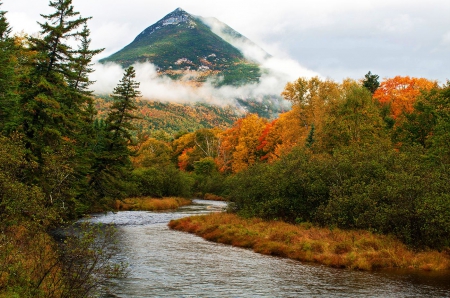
21,0 -> 90,160
86,67 -> 141,205
306,123 -> 315,148
362,71 -> 380,94
32,0 -> 89,79
69,23 -> 104,95
18,0 -> 103,213
107,66 -> 141,146
0,3 -> 19,134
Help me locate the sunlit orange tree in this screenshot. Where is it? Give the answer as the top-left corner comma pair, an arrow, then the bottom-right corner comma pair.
373,76 -> 437,120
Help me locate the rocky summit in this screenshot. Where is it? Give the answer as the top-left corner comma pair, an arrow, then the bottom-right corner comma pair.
100,8 -> 265,87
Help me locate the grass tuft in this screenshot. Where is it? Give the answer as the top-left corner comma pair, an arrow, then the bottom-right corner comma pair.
114,197 -> 191,211
169,213 -> 450,271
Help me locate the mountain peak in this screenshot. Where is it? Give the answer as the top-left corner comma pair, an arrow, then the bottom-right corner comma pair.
101,8 -> 263,86
174,7 -> 186,13
134,7 -> 195,42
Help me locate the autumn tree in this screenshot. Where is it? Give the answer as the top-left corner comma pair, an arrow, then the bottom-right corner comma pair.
320,81 -> 385,152
172,128 -> 222,171
227,114 -> 267,173
281,76 -> 340,145
373,76 -> 437,120
257,107 -> 304,162
132,138 -> 172,168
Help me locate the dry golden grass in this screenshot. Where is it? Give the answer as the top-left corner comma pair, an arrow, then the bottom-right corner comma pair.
203,193 -> 227,201
114,197 -> 191,211
168,213 -> 450,271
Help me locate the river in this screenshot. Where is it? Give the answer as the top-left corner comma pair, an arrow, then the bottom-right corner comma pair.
87,199 -> 450,297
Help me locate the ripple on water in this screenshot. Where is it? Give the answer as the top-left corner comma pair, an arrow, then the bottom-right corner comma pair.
90,200 -> 450,298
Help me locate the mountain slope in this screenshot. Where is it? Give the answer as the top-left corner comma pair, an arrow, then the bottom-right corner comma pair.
100,8 -> 262,86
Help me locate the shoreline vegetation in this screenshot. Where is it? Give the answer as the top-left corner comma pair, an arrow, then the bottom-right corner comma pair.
113,197 -> 192,211
169,213 -> 450,271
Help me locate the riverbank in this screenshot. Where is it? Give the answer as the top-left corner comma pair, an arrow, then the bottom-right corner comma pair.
169,213 -> 450,271
113,197 -> 191,211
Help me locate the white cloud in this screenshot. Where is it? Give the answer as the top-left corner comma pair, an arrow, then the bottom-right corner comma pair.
379,14 -> 415,33
91,56 -> 316,108
3,0 -> 450,82
441,31 -> 450,46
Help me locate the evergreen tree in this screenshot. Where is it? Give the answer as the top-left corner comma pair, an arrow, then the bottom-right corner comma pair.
86,67 -> 141,205
306,123 -> 315,148
69,23 -> 104,94
18,0 -> 103,213
21,0 -> 90,160
107,66 -> 141,145
0,3 -> 19,134
362,71 -> 380,94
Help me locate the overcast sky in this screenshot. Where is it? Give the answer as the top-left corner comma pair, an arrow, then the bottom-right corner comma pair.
3,0 -> 450,83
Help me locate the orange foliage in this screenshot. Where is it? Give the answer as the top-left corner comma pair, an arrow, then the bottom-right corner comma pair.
178,147 -> 194,171
216,118 -> 243,173
170,213 -> 450,271
373,76 -> 437,119
231,114 -> 267,172
257,107 -> 307,162
216,114 -> 267,173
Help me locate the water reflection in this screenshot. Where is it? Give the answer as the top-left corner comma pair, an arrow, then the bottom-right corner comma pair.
90,200 -> 450,297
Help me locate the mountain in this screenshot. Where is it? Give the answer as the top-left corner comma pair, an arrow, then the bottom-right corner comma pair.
100,8 -> 265,87
95,95 -> 240,138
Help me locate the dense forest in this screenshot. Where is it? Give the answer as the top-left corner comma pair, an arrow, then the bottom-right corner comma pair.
143,74 -> 450,251
1,0 -> 450,296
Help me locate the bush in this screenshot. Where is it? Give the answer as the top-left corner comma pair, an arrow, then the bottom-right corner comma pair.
132,165 -> 194,198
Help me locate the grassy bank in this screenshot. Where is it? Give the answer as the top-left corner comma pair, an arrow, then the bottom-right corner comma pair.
113,197 -> 191,211
169,213 -> 450,271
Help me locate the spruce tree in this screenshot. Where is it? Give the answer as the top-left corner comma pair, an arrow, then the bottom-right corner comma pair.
362,71 -> 380,94
21,0 -> 90,160
86,67 -> 141,205
0,3 -> 19,134
107,66 -> 141,147
19,0 -> 102,213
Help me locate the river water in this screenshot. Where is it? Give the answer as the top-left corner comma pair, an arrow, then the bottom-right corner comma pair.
88,200 -> 450,297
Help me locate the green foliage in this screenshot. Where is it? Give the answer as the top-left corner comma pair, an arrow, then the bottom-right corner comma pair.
100,8 -> 261,86
362,71 -> 380,94
84,66 -> 141,207
0,4 -> 19,134
132,166 -> 194,198
222,81 -> 450,250
0,2 -> 130,294
320,84 -> 385,152
192,157 -> 225,197
306,123 -> 315,148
